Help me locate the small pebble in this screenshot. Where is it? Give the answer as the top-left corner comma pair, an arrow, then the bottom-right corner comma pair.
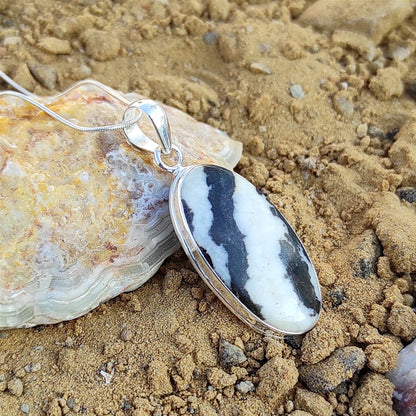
328,287 -> 345,308
349,230 -> 381,278
368,125 -> 386,139
3,36 -> 22,47
203,31 -> 219,45
340,81 -> 349,90
20,404 -> 29,414
285,400 -> 294,413
332,93 -> 354,116
78,64 -> 92,78
357,123 -> 368,138
235,381 -> 255,394
13,63 -> 37,92
65,337 -> 74,347
249,62 -> 272,75
31,362 -> 41,372
388,337 -> 416,415
7,378 -> 24,397
388,45 -> 411,61
290,84 -> 305,98
397,187 -> 416,204
219,338 -> 247,367
100,370 -> 113,385
28,63 -> 57,90
120,327 -> 133,341
259,43 -> 271,54
299,346 -> 366,393
403,293 -> 414,307
67,397 -> 76,408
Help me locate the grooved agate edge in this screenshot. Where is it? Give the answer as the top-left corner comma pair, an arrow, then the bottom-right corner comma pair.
170,164 -> 322,335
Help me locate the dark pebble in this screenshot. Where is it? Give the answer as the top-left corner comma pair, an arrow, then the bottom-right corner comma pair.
368,125 -> 386,139
332,381 -> 349,395
329,287 -> 345,308
386,128 -> 399,140
122,400 -> 131,411
219,338 -> 247,367
33,325 -> 45,332
284,335 -> 303,350
299,346 -> 366,393
406,81 -> 416,100
397,187 -> 416,204
352,230 -> 381,278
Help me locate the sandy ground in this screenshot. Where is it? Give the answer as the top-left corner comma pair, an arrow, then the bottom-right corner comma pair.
1,0 -> 416,415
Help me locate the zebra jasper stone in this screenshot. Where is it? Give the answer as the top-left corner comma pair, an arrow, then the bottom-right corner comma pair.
170,164 -> 321,335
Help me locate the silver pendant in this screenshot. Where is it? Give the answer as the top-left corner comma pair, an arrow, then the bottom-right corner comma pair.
124,100 -> 322,336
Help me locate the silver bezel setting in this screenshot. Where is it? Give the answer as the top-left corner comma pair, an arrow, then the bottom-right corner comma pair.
169,164 -> 321,337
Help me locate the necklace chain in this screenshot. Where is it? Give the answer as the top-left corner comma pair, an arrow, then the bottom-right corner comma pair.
0,70 -> 180,170
0,69 -> 141,133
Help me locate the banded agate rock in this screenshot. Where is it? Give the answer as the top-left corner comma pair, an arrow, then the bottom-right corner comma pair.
0,82 -> 242,328
388,338 -> 416,416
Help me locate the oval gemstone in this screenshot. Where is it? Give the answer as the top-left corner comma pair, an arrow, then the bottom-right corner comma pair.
170,164 -> 321,335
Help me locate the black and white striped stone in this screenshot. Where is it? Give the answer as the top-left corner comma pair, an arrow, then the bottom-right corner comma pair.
178,165 -> 321,334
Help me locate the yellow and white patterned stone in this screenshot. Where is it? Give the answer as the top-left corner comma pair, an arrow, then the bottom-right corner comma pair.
0,83 -> 242,328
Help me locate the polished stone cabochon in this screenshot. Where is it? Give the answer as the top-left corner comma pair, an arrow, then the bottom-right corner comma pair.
177,164 -> 321,334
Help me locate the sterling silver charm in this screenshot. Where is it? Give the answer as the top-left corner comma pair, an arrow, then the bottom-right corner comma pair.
124,100 -> 322,336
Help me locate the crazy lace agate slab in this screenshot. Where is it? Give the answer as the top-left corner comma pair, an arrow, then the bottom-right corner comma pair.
170,165 -> 321,335
0,82 -> 242,328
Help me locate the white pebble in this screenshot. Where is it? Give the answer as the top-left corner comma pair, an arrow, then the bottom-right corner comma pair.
290,84 -> 305,98
249,62 -> 272,74
100,370 -> 113,385
389,45 -> 411,61
20,404 -> 29,414
356,123 -> 368,138
236,381 -> 255,394
340,81 -> 349,90
3,36 -> 22,46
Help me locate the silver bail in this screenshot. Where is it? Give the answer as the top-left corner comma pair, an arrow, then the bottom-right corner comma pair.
123,99 -> 172,155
